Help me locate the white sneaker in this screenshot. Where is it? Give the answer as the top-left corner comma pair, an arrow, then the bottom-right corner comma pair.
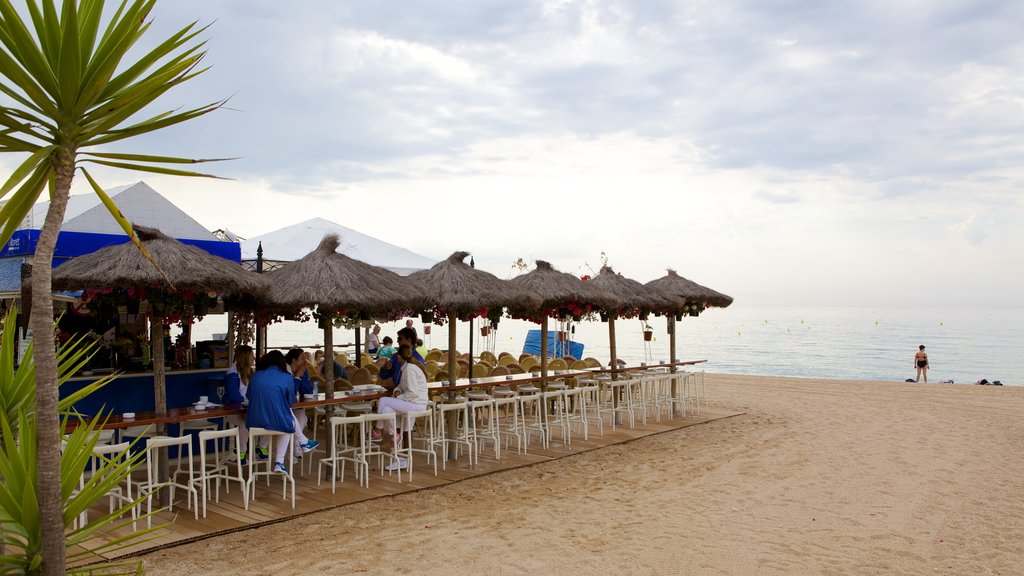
385,457 -> 408,472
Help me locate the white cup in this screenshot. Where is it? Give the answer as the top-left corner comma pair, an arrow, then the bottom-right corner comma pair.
199,396 -> 209,403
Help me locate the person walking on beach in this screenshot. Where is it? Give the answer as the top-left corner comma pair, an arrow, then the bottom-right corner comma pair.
915,345 -> 929,383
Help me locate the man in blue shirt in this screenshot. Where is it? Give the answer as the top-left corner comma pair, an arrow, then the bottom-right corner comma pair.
378,326 -> 424,390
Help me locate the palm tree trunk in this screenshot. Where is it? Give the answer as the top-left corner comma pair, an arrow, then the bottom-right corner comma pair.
31,158 -> 73,575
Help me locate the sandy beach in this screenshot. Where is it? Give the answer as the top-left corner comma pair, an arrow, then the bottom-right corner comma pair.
139,374 -> 1024,575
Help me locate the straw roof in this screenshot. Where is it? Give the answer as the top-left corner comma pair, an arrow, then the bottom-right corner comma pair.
263,234 -> 423,317
588,265 -> 682,316
408,251 -> 535,318
51,226 -> 268,294
508,260 -> 620,314
645,269 -> 734,308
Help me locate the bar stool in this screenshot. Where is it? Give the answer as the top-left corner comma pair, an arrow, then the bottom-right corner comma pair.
517,391 -> 548,450
597,375 -> 633,430
363,412 -> 403,482
139,435 -> 199,528
666,372 -> 688,418
492,395 -> 523,454
562,387 -> 587,441
77,441 -> 138,530
432,402 -> 475,468
400,409 -> 437,479
541,388 -> 570,446
246,427 -> 295,508
468,398 -> 500,460
197,428 -> 247,516
577,381 -> 604,437
319,415 -> 368,491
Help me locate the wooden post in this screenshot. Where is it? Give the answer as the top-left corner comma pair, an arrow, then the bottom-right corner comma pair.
669,315 -> 679,417
540,316 -> 549,388
446,311 -> 458,459
150,314 -> 169,505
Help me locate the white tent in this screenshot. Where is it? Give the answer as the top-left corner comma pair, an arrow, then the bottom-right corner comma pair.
240,217 -> 435,276
18,181 -> 218,241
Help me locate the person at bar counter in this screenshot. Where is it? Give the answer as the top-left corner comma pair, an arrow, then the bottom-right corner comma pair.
367,325 -> 382,355
285,348 -> 320,454
377,336 -> 396,360
224,345 -> 257,463
378,327 -> 425,391
245,350 -> 297,473
371,344 -> 429,471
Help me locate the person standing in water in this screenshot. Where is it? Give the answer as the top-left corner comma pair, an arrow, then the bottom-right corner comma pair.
915,345 -> 929,383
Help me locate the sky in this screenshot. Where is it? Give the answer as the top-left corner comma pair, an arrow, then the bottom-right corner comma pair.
8,0 -> 1024,307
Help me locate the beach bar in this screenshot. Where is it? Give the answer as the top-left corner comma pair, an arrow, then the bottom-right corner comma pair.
0,182 -> 244,416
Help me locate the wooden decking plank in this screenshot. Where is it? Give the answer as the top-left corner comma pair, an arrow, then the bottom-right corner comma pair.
84,409 -> 741,562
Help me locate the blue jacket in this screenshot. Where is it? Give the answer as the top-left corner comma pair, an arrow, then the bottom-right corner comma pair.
223,371 -> 246,404
378,349 -> 425,388
245,366 -> 295,434
321,361 -> 349,381
294,370 -> 314,397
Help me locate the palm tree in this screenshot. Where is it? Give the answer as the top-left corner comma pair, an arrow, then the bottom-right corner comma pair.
0,2 -> 225,573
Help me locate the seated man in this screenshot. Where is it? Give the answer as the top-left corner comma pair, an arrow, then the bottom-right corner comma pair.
378,327 -> 425,391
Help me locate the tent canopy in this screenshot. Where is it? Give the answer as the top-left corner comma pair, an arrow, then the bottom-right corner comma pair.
240,217 -> 435,276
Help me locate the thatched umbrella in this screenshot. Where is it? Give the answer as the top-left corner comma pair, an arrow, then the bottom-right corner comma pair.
408,251 -> 536,388
52,226 -> 269,417
645,269 -> 733,394
588,265 -> 681,376
52,226 -> 269,507
263,234 -> 423,401
508,261 -> 620,381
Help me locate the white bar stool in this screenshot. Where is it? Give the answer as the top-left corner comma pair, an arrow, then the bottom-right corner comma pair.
197,428 -> 247,516
400,409 -> 438,479
433,401 -> 476,468
140,435 -> 199,528
516,392 -> 547,450
468,399 -> 500,460
492,395 -> 524,454
363,412 -> 403,482
246,427 -> 295,508
541,388 -> 570,446
577,382 -> 604,437
319,414 -> 368,491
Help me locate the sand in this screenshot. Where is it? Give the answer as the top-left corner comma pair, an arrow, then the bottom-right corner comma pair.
139,374 -> 1024,575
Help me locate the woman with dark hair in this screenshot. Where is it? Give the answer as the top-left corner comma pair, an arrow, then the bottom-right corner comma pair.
915,345 -> 929,383
246,350 -> 296,473
371,344 -> 429,471
285,348 -> 319,454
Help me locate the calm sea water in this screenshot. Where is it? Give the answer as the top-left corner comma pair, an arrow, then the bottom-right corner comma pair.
191,306 -> 1024,386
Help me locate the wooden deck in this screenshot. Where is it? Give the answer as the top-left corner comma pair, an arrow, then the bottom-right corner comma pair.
76,407 -> 742,565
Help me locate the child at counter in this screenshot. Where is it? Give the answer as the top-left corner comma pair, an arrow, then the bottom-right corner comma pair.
225,345 -> 266,464
285,348 -> 320,455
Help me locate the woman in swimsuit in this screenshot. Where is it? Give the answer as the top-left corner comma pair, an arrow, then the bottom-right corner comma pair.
914,345 -> 929,383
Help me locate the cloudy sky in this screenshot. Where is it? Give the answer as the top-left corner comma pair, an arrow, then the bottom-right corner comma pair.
48,0 -> 1024,307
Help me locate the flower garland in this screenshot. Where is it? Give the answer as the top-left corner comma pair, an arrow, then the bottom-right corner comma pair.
81,286 -> 220,327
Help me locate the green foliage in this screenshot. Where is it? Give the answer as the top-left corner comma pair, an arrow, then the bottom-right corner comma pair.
0,310 -> 160,574
0,0 -> 227,253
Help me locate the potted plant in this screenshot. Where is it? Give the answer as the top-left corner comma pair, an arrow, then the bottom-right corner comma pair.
642,320 -> 654,342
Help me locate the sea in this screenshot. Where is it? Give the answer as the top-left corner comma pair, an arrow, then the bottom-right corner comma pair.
191,306 -> 1024,386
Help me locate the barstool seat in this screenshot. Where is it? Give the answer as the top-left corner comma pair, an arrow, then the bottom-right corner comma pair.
139,435 -> 199,528
197,428 -> 247,516
246,427 -> 295,508
319,415 -> 369,491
